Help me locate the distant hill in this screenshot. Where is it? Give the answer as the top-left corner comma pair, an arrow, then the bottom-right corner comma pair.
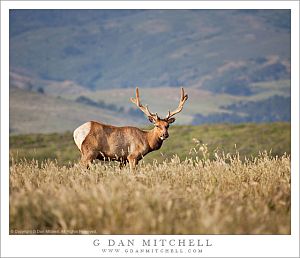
9,87 -> 142,135
10,10 -> 290,91
9,10 -> 291,134
192,95 -> 291,125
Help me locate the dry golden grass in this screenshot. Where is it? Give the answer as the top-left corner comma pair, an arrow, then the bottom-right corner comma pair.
9,146 -> 290,235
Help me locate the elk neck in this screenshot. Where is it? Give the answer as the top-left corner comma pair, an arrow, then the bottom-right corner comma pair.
146,128 -> 164,151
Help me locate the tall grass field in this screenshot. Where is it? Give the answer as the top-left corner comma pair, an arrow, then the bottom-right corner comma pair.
9,123 -> 291,234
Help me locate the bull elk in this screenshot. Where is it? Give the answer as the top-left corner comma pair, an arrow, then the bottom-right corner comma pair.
73,87 -> 188,170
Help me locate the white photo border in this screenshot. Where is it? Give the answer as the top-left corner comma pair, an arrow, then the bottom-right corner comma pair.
1,1 -> 299,257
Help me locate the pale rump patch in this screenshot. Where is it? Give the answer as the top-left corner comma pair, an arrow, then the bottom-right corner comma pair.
73,122 -> 91,151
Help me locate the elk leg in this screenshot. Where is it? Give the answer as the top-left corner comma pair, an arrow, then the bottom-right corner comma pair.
81,151 -> 97,168
119,160 -> 127,169
127,155 -> 137,171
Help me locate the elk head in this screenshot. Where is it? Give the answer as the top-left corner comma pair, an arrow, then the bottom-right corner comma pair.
130,87 -> 188,141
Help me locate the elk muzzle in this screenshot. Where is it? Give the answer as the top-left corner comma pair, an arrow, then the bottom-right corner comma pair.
160,132 -> 169,140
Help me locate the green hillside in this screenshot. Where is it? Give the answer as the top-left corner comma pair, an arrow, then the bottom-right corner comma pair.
10,123 -> 291,166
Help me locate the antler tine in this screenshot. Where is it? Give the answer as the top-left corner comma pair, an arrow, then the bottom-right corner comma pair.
135,87 -> 140,105
130,87 -> 157,119
166,87 -> 188,119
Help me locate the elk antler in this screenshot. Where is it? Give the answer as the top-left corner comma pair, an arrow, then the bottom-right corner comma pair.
165,87 -> 188,119
130,87 -> 158,120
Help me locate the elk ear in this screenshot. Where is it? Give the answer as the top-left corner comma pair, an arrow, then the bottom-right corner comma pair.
167,117 -> 176,124
148,116 -> 156,124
